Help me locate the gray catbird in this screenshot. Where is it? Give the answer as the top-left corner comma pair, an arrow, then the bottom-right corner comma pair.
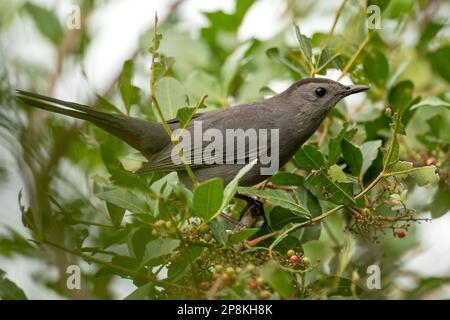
16,78 -> 368,187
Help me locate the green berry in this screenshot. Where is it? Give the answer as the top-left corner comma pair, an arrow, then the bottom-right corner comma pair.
165,221 -> 173,229
199,224 -> 209,234
259,290 -> 270,299
287,249 -> 295,257
302,256 -> 311,266
215,265 -> 224,273
225,267 -> 235,276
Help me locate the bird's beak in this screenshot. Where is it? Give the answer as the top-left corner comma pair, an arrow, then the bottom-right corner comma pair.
342,84 -> 370,96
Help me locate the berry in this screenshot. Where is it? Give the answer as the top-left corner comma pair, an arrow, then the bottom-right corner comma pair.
165,221 -> 173,229
151,229 -> 159,237
215,265 -> 224,273
290,255 -> 300,263
259,290 -> 271,299
225,267 -> 235,276
302,256 -> 311,266
199,224 -> 209,234
246,264 -> 255,273
287,249 -> 295,257
222,273 -> 235,286
235,267 -> 243,274
256,276 -> 264,285
395,230 -> 406,238
212,273 -> 221,280
153,220 -> 165,228
248,281 -> 257,290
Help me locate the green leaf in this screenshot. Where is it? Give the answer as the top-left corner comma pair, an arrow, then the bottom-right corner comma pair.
176,107 -> 197,128
167,246 -> 204,281
124,282 -> 152,300
293,145 -> 325,170
0,269 -> 27,300
411,166 -> 439,186
341,139 -> 363,177
268,206 -> 320,243
266,47 -> 303,75
120,60 -> 141,113
270,172 -> 304,186
193,178 -> 224,220
24,3 -> 63,44
293,22 -> 312,65
307,169 -> 355,205
388,80 -> 414,114
307,276 -> 361,297
106,203 -> 126,226
209,219 -> 233,244
328,164 -> 348,183
144,238 -> 180,262
155,77 -> 188,120
260,262 -> 293,299
220,159 -> 257,211
153,54 -> 176,81
368,0 -> 391,12
410,97 -> 450,111
360,140 -> 382,176
96,188 -> 149,214
363,50 -> 389,87
221,42 -> 252,94
427,45 -> 450,83
186,71 -> 223,105
237,187 -> 310,217
390,161 -> 413,177
327,125 -> 358,166
430,188 -> 450,218
228,228 -> 259,245
96,95 -> 123,113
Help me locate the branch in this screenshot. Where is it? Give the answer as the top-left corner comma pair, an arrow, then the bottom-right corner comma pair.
42,238 -> 194,292
149,13 -> 199,187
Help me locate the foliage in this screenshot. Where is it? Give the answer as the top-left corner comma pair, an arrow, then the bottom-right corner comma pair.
0,0 -> 449,300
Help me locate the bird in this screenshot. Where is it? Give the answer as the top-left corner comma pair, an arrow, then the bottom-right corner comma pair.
16,78 -> 369,188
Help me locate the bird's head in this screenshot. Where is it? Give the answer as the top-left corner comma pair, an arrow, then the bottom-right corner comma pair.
281,77 -> 369,116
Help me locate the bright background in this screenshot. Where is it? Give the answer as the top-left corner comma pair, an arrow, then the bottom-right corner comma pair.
0,0 -> 449,299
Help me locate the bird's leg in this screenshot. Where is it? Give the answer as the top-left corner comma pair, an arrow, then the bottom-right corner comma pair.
234,194 -> 265,230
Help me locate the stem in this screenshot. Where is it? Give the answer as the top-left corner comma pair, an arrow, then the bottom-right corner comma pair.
338,31 -> 372,80
149,13 -> 199,187
383,166 -> 435,178
71,218 -> 124,229
42,238 -> 193,291
313,0 -> 347,75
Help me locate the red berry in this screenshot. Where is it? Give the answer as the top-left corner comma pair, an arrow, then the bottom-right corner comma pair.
248,281 -> 257,290
212,273 -> 222,280
290,255 -> 300,263
395,230 -> 406,238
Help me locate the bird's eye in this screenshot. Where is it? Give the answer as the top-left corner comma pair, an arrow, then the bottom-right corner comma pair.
315,87 -> 327,97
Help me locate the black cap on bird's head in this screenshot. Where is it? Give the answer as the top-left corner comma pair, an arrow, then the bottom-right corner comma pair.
283,77 -> 369,111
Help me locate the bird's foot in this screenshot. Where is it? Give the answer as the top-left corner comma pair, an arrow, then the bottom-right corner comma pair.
234,194 -> 266,231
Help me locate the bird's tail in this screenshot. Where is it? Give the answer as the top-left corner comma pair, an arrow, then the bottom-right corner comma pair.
16,89 -> 163,157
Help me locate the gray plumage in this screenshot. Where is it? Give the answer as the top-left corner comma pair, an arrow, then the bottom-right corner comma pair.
16,78 -> 368,187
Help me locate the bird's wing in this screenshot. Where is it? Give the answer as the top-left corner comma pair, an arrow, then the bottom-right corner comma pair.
136,103 -> 276,174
